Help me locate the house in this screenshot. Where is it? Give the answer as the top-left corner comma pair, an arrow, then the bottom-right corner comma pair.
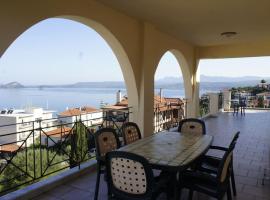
41,127 -> 72,147
153,96 -> 185,132
0,107 -> 55,149
58,106 -> 103,128
102,91 -> 184,132
257,82 -> 270,90
256,92 -> 270,107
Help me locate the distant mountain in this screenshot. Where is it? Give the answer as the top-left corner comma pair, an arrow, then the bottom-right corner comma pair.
2,75 -> 269,90
156,75 -> 270,83
154,76 -> 270,90
0,82 -> 24,88
156,76 -> 183,84
200,75 -> 270,83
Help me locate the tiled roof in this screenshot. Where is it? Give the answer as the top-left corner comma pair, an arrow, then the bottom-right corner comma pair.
115,96 -> 128,106
102,105 -> 128,110
104,95 -> 183,111
43,127 -> 72,138
164,97 -> 183,104
59,106 -> 100,117
0,144 -> 20,153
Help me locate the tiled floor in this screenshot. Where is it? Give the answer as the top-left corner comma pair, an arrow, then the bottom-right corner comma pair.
32,111 -> 270,200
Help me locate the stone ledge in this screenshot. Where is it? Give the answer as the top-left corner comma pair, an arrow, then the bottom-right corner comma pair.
1,160 -> 97,200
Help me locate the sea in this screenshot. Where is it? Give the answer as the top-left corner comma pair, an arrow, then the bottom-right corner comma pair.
0,87 -> 216,114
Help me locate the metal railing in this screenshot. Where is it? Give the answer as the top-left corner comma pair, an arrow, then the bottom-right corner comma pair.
154,104 -> 184,133
0,108 -> 131,195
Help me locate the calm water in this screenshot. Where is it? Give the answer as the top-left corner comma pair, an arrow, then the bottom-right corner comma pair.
0,87 -> 213,114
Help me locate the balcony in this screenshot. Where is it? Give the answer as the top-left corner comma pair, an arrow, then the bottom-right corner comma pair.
2,1 -> 270,200
1,110 -> 268,200
0,106 -> 185,198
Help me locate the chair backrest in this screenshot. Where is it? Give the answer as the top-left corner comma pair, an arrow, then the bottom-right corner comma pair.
178,118 -> 206,135
106,151 -> 154,199
217,141 -> 236,183
122,122 -> 142,145
231,131 -> 240,144
94,128 -> 121,161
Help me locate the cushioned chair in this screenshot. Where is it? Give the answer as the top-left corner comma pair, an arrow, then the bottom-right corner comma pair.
94,128 -> 121,200
197,131 -> 240,196
179,141 -> 236,200
122,122 -> 142,145
106,151 -> 171,200
178,118 -> 206,135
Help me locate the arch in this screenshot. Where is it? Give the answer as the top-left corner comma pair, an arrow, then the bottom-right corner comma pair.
152,49 -> 194,118
154,49 -> 192,99
0,15 -> 139,120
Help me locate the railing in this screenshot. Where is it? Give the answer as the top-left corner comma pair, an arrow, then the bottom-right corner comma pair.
199,94 -> 210,117
154,104 -> 184,133
0,108 -> 131,195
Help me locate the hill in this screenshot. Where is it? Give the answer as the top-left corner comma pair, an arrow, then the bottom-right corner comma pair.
0,82 -> 24,88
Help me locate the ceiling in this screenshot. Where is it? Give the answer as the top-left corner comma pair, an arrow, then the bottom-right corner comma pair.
99,0 -> 270,46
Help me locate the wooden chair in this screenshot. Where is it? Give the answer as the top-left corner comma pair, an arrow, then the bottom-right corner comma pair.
178,118 -> 206,135
94,128 -> 121,200
179,141 -> 236,200
106,151 -> 171,199
122,122 -> 142,145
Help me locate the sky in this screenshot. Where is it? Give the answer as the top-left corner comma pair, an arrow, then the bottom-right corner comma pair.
1,18 -> 270,85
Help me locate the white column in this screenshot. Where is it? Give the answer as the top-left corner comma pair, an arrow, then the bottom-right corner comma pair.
208,93 -> 219,116
223,90 -> 231,111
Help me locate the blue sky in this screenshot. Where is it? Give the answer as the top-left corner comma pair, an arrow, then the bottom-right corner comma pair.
1,18 -> 270,85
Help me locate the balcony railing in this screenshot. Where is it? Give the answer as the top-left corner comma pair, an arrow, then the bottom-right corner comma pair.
0,108 -> 131,195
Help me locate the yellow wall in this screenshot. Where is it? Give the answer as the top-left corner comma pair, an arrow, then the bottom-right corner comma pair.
0,0 -> 200,136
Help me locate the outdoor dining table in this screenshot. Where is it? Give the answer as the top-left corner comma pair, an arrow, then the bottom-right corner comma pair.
119,131 -> 213,199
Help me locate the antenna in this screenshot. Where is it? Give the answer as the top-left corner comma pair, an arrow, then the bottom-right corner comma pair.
46,100 -> 49,109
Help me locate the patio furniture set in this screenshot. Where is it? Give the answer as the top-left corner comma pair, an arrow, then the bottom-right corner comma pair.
93,119 -> 240,200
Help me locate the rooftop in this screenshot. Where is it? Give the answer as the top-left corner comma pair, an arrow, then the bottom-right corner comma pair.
0,144 -> 19,153
59,106 -> 101,117
42,127 -> 72,138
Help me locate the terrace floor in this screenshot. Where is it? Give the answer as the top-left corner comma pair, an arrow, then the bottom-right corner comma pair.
32,111 -> 270,200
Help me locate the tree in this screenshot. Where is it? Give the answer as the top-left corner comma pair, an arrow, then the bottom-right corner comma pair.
261,79 -> 266,84
70,122 -> 89,168
199,96 -> 209,117
257,96 -> 264,108
0,148 -> 66,192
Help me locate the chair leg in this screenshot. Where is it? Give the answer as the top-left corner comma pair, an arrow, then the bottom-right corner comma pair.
188,189 -> 193,200
94,164 -> 101,200
231,169 -> 237,196
227,183 -> 232,200
178,188 -> 182,200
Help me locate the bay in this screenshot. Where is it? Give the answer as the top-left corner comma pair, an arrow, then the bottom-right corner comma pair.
0,87 -> 217,113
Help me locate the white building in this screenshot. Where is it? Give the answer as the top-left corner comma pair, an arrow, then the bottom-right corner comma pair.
0,107 -> 55,150
58,106 -> 103,128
